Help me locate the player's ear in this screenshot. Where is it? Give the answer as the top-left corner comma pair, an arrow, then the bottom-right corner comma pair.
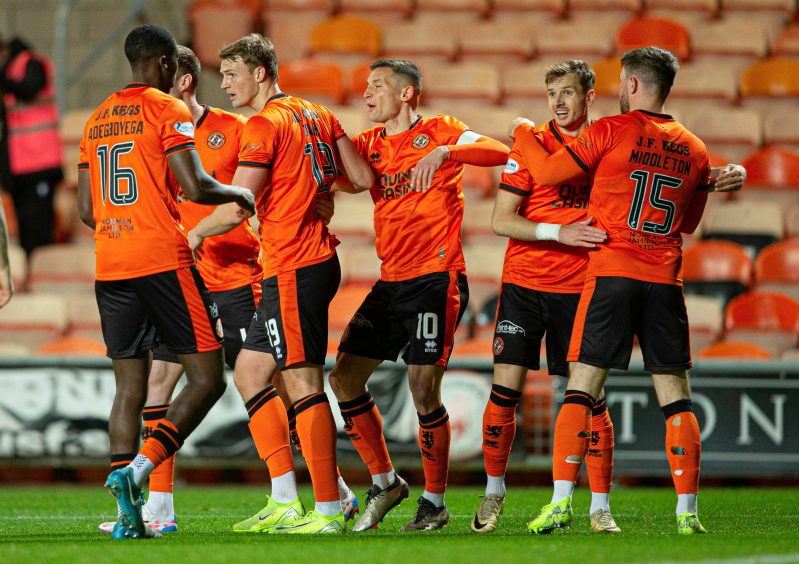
585,88 -> 596,107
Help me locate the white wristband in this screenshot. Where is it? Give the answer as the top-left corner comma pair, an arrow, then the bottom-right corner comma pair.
535,222 -> 561,242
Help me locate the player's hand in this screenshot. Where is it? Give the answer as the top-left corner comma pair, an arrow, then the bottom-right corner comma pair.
316,194 -> 335,225
558,217 -> 607,248
410,146 -> 449,193
508,117 -> 535,140
0,271 -> 14,309
187,229 -> 205,253
713,163 -> 746,193
234,188 -> 256,214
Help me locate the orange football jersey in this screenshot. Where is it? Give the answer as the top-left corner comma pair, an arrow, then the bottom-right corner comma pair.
78,83 -> 196,281
176,106 -> 262,292
354,115 -> 469,282
237,93 -> 343,277
526,110 -> 712,285
500,120 -> 592,293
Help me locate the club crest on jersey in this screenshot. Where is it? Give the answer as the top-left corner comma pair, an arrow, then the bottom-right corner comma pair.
503,158 -> 519,174
174,121 -> 195,137
492,337 -> 504,356
207,132 -> 226,149
412,134 -> 430,150
497,320 -> 525,335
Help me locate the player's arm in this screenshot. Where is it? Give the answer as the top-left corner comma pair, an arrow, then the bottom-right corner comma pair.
168,150 -> 254,211
681,187 -> 710,234
77,169 -> 96,229
709,163 -> 746,193
492,188 -> 606,247
0,200 -> 14,308
332,136 -> 374,194
510,119 -> 588,186
187,166 -> 267,250
410,132 -> 510,192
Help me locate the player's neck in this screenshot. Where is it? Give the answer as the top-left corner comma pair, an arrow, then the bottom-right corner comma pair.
183,93 -> 204,124
630,96 -> 667,115
249,81 -> 281,112
383,106 -> 420,136
561,116 -> 591,137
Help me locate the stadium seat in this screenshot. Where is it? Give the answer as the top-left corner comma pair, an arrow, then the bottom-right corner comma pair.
698,340 -> 772,359
763,112 -> 799,152
278,59 -> 346,105
327,105 -> 371,137
37,334 -> 106,357
66,294 -> 102,342
682,240 -> 753,307
381,19 -> 458,66
670,59 -> 739,103
685,294 -> 724,354
328,195 -> 375,246
414,0 -> 492,21
336,244 -> 381,285
570,0 -> 642,10
740,57 -> 799,98
59,108 -> 94,146
492,0 -> 565,16
350,63 -> 372,101
338,0 -> 413,22
188,0 -> 262,67
8,242 -> 26,291
754,240 -> 799,301
309,15 -> 381,57
462,196 -> 497,242
0,342 -> 32,356
534,20 -> 616,60
702,200 -> 784,259
0,293 -> 68,349
463,243 -> 504,318
680,106 -> 761,162
692,18 -> 769,58
262,0 -> 335,62
785,203 -> 799,238
462,165 -> 501,198
723,291 -> 799,356
27,243 -> 95,295
500,62 -> 556,106
456,20 -> 535,64
419,62 -> 501,104
591,58 -> 623,97
643,0 -> 717,26
430,103 -> 523,144
720,0 -> 796,13
616,17 -> 691,61
742,147 -> 799,189
771,23 -> 799,57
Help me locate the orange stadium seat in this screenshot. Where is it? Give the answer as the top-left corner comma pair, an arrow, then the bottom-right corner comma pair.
742,147 -> 799,188
723,291 -> 799,355
683,240 -> 752,306
381,20 -> 458,66
188,0 -> 262,67
702,200 -> 784,259
754,240 -> 799,301
37,335 -> 106,357
27,243 -> 95,295
592,58 -> 623,97
0,293 -> 68,349
740,58 -> 799,98
616,17 -> 691,61
350,63 -> 372,99
422,62 -> 501,104
698,340 -> 772,359
309,15 -> 381,57
66,294 -> 103,342
278,59 -> 346,105
708,150 -> 730,167
685,294 -> 724,354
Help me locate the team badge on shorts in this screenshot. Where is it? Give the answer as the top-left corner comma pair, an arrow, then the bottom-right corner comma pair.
492,337 -> 504,356
207,132 -> 226,149
412,134 -> 430,150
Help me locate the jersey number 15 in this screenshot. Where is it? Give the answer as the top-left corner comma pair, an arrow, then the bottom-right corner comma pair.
627,170 -> 682,235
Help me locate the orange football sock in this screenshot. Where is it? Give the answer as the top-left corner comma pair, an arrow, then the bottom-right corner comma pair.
586,397 -> 614,494
295,392 -> 339,502
246,385 -> 294,478
139,419 -> 183,468
418,405 -> 451,494
663,399 -> 701,495
143,404 -> 174,493
552,390 -> 594,483
482,384 -> 521,477
338,393 -> 393,475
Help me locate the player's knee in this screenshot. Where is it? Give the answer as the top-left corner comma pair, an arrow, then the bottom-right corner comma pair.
408,379 -> 439,412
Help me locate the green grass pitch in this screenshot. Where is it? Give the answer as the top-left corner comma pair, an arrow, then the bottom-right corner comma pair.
1,485 -> 798,563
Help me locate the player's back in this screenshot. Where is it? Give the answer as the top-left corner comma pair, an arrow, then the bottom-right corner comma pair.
502,120 -> 591,293
579,110 -> 711,284
239,94 -> 342,277
354,115 -> 469,282
79,83 -> 197,281
178,106 -> 261,291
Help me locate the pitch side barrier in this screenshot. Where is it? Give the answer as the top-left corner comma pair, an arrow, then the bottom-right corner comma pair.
0,357 -> 796,477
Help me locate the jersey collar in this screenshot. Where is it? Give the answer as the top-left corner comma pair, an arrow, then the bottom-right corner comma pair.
196,104 -> 211,128
379,115 -> 423,138
636,109 -> 674,120
123,82 -> 149,89
267,92 -> 289,104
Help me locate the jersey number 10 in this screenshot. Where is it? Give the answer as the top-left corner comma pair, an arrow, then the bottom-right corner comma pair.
97,142 -> 138,206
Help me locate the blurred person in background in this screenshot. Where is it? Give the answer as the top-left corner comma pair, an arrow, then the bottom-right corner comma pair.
0,34 -> 62,256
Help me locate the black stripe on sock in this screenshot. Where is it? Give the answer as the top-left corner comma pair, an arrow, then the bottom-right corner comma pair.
418,405 -> 449,429
339,393 -> 376,418
152,426 -> 184,457
661,398 -> 693,419
245,385 -> 279,417
294,392 -> 329,416
110,453 -> 135,469
592,396 -> 607,416
563,389 -> 595,409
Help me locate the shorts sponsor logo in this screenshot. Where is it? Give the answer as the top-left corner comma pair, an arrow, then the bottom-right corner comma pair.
350,313 -> 372,328
503,158 -> 519,174
207,132 -> 226,149
412,134 -> 430,150
275,345 -> 283,360
496,320 -> 525,336
174,121 -> 195,137
425,339 -> 438,353
215,318 -> 224,339
492,337 -> 504,356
